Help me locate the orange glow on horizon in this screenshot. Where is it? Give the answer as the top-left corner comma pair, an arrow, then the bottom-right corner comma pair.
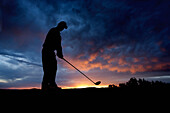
62,84 -> 108,89
7,86 -> 40,90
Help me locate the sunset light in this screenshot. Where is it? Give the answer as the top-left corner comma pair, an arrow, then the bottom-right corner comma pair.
63,84 -> 108,89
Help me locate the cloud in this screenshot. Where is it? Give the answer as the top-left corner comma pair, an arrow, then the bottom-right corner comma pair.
0,49 -> 43,88
0,76 -> 29,84
0,49 -> 42,67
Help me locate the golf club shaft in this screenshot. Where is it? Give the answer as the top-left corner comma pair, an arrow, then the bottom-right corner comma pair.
62,58 -> 95,84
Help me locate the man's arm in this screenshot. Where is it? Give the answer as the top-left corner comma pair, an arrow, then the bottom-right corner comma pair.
56,37 -> 63,59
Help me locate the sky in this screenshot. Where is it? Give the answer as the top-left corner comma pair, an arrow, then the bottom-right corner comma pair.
0,0 -> 170,89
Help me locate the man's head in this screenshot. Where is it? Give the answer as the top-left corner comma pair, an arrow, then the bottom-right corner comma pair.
57,21 -> 68,31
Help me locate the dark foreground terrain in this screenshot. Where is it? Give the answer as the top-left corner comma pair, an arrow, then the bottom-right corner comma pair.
0,87 -> 169,99
0,87 -> 169,111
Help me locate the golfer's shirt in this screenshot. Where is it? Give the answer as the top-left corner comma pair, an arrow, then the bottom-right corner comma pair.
43,27 -> 63,56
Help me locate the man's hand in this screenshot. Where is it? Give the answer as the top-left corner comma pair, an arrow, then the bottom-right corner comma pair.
58,55 -> 63,59
57,53 -> 63,59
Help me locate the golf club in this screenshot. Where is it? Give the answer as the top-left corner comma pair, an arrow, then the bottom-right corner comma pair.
62,58 -> 101,85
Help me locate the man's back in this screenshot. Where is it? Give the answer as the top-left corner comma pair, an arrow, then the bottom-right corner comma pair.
43,27 -> 61,51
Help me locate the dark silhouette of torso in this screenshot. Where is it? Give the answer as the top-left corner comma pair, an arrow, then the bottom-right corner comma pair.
43,27 -> 62,55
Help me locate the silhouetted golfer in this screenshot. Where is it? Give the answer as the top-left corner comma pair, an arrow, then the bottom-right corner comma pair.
42,21 -> 67,91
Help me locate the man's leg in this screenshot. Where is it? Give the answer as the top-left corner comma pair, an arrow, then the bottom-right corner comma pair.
48,59 -> 61,90
42,67 -> 51,90
42,49 -> 52,90
48,59 -> 57,88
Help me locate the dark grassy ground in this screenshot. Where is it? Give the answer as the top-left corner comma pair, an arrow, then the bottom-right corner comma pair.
0,87 -> 169,111
0,87 -> 169,98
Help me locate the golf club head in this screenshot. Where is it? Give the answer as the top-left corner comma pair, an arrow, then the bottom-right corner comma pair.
95,81 -> 101,85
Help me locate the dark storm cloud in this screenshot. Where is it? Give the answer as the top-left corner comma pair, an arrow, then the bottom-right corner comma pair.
56,0 -> 170,73
53,0 -> 170,61
1,0 -> 170,66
